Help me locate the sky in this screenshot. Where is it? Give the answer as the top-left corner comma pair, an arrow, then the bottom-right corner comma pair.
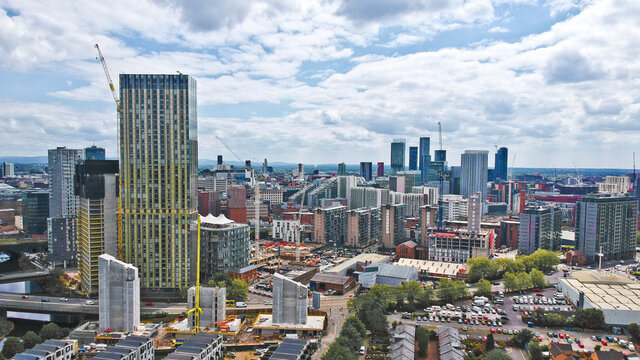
0,0 -> 639,168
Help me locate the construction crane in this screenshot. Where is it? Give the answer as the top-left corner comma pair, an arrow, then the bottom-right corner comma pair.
436,121 -> 446,230
508,153 -> 516,214
296,189 -> 306,263
94,44 -> 124,259
494,135 -> 502,153
215,136 -> 261,259
185,215 -> 203,333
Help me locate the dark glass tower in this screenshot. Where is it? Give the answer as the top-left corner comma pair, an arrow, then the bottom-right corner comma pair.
409,147 -> 418,171
390,139 -> 406,175
495,147 -> 508,181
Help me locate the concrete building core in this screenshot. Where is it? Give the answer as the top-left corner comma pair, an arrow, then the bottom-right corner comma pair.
188,286 -> 226,330
99,254 -> 140,332
272,273 -> 308,325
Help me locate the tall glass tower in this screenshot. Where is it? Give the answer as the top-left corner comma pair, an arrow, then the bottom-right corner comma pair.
494,147 -> 508,181
390,139 -> 406,175
419,137 -> 431,182
409,147 -> 418,171
119,74 -> 198,291
460,150 -> 488,200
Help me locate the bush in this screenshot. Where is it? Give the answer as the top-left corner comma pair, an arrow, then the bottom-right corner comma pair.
416,326 -> 429,357
39,323 -> 63,340
2,337 -> 24,358
22,331 -> 41,349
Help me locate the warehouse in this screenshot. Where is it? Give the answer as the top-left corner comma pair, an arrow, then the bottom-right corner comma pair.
396,258 -> 468,280
557,270 -> 640,326
309,273 -> 355,294
324,253 -> 391,276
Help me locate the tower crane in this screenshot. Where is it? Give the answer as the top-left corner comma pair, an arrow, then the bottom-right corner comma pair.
215,136 -> 261,259
296,190 -> 306,263
94,44 -> 124,260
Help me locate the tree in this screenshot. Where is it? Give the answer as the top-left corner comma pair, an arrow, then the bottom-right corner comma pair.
485,332 -> 495,352
515,272 -> 532,291
530,269 -> 547,289
39,323 -> 63,340
343,316 -> 366,339
348,293 -> 388,332
529,340 -> 544,360
474,279 -> 492,298
321,341 -> 356,360
416,326 -> 429,357
1,337 -> 24,358
400,281 -> 422,305
529,249 -> 560,272
0,316 -> 13,338
416,286 -> 435,308
436,279 -> 469,303
467,257 -> 498,282
628,323 -> 640,343
206,272 -> 231,286
484,349 -> 511,360
226,279 -> 248,302
503,272 -> 517,292
339,324 -> 363,352
594,345 -> 601,351
367,284 -> 395,309
511,329 -> 534,347
22,331 -> 41,349
572,308 -> 605,330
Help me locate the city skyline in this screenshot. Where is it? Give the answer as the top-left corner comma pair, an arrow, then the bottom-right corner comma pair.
0,1 -> 639,168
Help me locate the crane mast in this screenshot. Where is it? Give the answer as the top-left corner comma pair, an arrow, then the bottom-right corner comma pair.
296,190 -> 306,262
94,44 -> 123,260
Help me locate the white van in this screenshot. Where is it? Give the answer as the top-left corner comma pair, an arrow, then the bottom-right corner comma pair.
471,306 -> 482,313
473,300 -> 485,307
360,346 -> 366,355
236,302 -> 247,308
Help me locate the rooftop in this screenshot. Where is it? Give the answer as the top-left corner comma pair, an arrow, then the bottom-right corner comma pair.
396,258 -> 467,277
252,314 -> 325,330
324,253 -> 391,275
561,270 -> 640,311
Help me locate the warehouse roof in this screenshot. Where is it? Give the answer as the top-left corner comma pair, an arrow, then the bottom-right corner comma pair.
397,258 -> 467,277
310,273 -> 352,285
560,271 -> 640,312
324,253 -> 391,275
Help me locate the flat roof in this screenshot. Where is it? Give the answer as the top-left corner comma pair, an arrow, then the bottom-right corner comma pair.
396,258 -> 467,276
324,253 -> 391,275
560,271 -> 640,311
310,273 -> 352,285
253,314 -> 324,331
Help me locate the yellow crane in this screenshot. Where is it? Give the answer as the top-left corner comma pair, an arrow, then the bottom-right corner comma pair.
94,44 -> 123,260
185,215 -> 203,333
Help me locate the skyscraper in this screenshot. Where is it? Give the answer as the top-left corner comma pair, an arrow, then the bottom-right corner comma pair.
48,146 -> 84,267
409,147 -> 418,171
434,150 -> 446,162
75,160 -> 119,294
390,139 -> 406,175
21,191 -> 49,236
2,162 -> 15,177
360,162 -> 372,181
119,74 -> 198,291
518,205 -> 562,255
494,147 -> 508,181
337,162 -> 346,176
575,194 -> 637,263
85,145 -> 106,161
377,162 -> 384,177
460,150 -> 488,201
419,137 -> 431,182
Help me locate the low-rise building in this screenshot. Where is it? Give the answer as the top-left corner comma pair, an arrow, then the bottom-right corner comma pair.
358,263 -> 418,288
396,240 -> 417,259
309,273 -> 355,294
12,340 -> 76,360
391,324 -> 415,360
426,229 -> 491,263
228,265 -> 258,284
324,253 -> 391,276
437,327 -> 465,360
396,258 -> 467,280
269,338 -> 311,360
164,333 -> 223,360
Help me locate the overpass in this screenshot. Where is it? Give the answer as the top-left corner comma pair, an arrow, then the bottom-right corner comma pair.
0,292 -> 188,315
0,269 -> 51,284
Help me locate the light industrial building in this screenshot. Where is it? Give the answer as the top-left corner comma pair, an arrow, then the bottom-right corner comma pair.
99,254 -> 140,332
119,74 -> 198,291
324,253 -> 391,276
396,258 -> 468,279
460,150 -> 488,200
188,286 -> 226,330
48,146 -> 84,267
558,270 -> 640,326
518,205 -> 562,255
75,160 -> 119,294
381,203 -> 407,249
199,214 -> 250,279
358,263 -> 419,288
575,194 -> 638,263
272,273 -> 308,325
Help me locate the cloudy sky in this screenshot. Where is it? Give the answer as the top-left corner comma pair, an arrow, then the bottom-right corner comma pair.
0,0 -> 638,168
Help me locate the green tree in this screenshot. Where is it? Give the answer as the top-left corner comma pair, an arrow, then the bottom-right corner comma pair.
416,326 -> 429,357
511,329 -> 534,347
207,272 -> 232,286
467,257 -> 498,282
485,332 -> 495,352
515,272 -> 533,291
21,331 -> 41,349
0,350 -> 5,360
529,249 -> 560,272
1,337 -> 24,358
503,272 -> 517,292
400,281 -> 422,305
529,340 -> 544,360
530,269 -> 547,289
226,279 -> 248,302
572,308 -> 605,330
343,316 -> 366,339
416,286 -> 435,308
367,284 -> 395,309
348,293 -> 388,332
321,340 -> 356,360
0,316 -> 13,337
484,349 -> 511,360
474,279 -> 492,298
628,323 -> 640,343
436,279 -> 469,303
39,322 -> 63,340
339,324 -> 363,352
594,345 -> 601,351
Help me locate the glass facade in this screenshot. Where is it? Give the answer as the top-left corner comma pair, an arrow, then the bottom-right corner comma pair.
494,147 -> 508,181
119,74 -> 198,290
409,147 -> 418,171
390,139 -> 406,175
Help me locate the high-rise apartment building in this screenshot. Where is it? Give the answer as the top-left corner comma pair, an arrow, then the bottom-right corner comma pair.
346,207 -> 381,248
199,214 -> 250,279
575,194 -> 638,263
48,147 -> 84,267
21,191 -> 49,236
460,150 -> 488,200
350,187 -> 390,209
337,162 -> 346,176
434,149 -> 446,162
85,145 -> 106,161
518,205 -> 562,255
390,139 -> 406,175
381,203 -> 406,248
377,162 -> 384,178
75,160 -> 119,294
598,176 -> 631,194
494,147 -> 508,182
409,147 -> 418,171
99,254 -> 140,332
419,137 -> 431,183
273,219 -> 300,243
313,205 -> 347,246
119,74 -> 198,291
467,192 -> 482,234
360,162 -> 373,181
419,205 -> 438,246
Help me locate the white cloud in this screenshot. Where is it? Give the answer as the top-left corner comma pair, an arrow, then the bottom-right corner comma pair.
488,26 -> 509,33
